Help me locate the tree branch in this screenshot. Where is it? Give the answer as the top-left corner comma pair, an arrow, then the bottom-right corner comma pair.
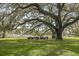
16,3 -> 58,20
63,12 -> 71,22
61,3 -> 65,9
25,23 -> 43,34
17,18 -> 57,30
63,16 -> 79,29
63,17 -> 75,25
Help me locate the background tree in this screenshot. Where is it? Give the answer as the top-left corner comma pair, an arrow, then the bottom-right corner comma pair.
0,3 -> 79,40
12,3 -> 79,40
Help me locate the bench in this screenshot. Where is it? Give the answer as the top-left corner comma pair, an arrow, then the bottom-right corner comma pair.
27,36 -> 48,40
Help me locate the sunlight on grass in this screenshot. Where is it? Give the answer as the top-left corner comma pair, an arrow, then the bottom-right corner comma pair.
0,38 -> 79,55
60,50 -> 79,56
29,49 -> 47,56
64,37 -> 79,40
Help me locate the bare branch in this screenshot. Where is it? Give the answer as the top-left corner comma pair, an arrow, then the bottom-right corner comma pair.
25,23 -> 43,34
57,3 -> 65,10
16,3 -> 58,20
63,16 -> 79,29
16,18 -> 57,30
63,17 -> 75,25
61,3 -> 65,9
63,12 -> 71,22
40,28 -> 50,36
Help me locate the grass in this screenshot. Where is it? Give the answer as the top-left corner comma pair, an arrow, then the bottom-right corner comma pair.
0,38 -> 79,56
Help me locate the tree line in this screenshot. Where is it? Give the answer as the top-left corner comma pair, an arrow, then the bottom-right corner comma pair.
0,3 -> 79,40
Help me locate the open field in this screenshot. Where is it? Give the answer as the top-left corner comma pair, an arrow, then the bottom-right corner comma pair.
0,38 -> 79,56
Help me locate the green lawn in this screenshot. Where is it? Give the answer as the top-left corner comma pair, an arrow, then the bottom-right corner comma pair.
0,38 -> 79,56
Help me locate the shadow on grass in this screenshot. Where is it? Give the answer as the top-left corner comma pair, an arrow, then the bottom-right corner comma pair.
0,39 -> 79,56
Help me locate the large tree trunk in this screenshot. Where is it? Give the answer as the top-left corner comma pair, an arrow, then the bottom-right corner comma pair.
56,29 -> 63,40
51,28 -> 63,40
